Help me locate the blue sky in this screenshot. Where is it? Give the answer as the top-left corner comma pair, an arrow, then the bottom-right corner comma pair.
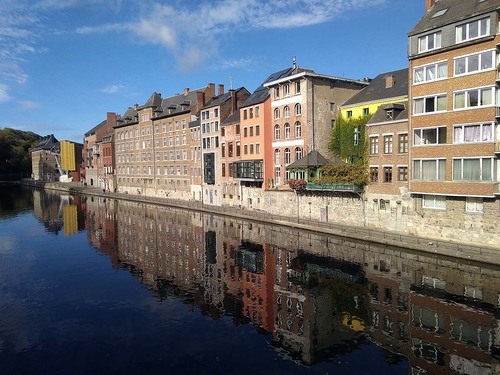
0,0 -> 424,143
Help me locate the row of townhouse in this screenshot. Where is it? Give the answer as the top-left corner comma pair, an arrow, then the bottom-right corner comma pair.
84,63 -> 369,205
84,0 -> 500,225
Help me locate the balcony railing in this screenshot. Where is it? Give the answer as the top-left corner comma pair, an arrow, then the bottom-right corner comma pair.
306,182 -> 364,193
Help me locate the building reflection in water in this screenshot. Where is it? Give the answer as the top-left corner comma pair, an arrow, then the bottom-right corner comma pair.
80,195 -> 500,373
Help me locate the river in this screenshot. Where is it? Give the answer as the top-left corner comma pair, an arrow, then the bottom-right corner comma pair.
0,185 -> 498,374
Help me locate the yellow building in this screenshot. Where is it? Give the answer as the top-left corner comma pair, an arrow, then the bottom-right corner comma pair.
339,68 -> 408,120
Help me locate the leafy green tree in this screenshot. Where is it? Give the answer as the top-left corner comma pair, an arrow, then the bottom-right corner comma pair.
328,115 -> 371,166
0,128 -> 41,178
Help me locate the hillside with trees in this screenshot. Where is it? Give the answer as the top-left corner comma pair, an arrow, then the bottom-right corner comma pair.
0,128 -> 41,180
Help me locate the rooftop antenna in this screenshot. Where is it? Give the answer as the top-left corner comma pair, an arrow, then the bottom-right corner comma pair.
292,56 -> 297,69
229,76 -> 233,90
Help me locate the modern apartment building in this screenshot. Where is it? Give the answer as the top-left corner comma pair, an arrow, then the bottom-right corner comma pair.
408,0 -> 500,214
263,61 -> 368,189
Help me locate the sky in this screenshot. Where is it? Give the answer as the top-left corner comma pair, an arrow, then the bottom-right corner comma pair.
0,0 -> 424,143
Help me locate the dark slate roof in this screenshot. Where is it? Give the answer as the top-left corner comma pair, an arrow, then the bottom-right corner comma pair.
342,68 -> 408,107
154,87 -> 205,119
138,92 -> 162,109
32,134 -> 59,152
367,101 -> 408,125
115,106 -> 138,128
222,110 -> 240,127
287,150 -> 345,169
241,86 -> 269,108
409,0 -> 500,36
84,119 -> 107,137
202,87 -> 248,109
189,117 -> 200,129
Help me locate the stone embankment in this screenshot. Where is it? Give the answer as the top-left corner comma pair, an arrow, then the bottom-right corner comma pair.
21,179 -> 500,267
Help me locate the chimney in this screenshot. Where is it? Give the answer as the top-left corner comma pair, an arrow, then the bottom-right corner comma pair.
426,0 -> 436,11
385,75 -> 395,89
218,84 -> 225,96
231,89 -> 236,113
183,88 -> 189,96
207,83 -> 215,98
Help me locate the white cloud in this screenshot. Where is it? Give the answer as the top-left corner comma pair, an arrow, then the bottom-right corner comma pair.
17,100 -> 40,110
99,84 -> 125,94
0,84 -> 11,102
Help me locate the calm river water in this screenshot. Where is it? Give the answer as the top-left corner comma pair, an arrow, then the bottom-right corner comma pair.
0,185 -> 499,374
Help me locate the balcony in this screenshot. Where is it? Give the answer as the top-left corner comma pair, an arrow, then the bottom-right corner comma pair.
306,182 -> 364,193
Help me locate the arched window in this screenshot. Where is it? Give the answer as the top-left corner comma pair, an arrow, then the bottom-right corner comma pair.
274,149 -> 281,165
274,108 -> 280,119
284,123 -> 291,139
295,103 -> 301,116
295,147 -> 303,161
274,125 -> 280,140
285,148 -> 291,164
295,121 -> 302,138
284,106 -> 290,118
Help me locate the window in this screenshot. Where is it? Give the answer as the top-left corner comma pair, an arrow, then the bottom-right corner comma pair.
413,94 -> 447,114
370,167 -> 379,182
244,145 -> 248,155
255,106 -> 260,118
296,81 -> 301,94
274,108 -> 280,119
274,125 -> 280,140
295,103 -> 301,116
284,123 -> 291,139
274,149 -> 281,165
249,108 -> 254,119
256,143 -> 261,154
453,123 -> 493,143
274,87 -> 280,98
283,83 -> 290,96
466,197 -> 483,213
347,110 -> 353,119
418,31 -> 442,53
370,137 -> 379,155
398,133 -> 408,153
295,122 -> 302,138
228,142 -> 233,157
414,61 -> 447,83
456,17 -> 490,43
275,166 -> 281,185
453,157 -> 493,181
243,109 -> 247,120
363,108 -> 370,116
249,126 -> 254,137
413,127 -> 447,145
454,50 -> 494,76
384,166 -> 392,182
423,195 -> 446,210
413,159 -> 446,180
398,166 -> 408,181
454,87 -> 494,109
384,135 -> 393,154
255,125 -> 260,136
295,147 -> 302,161
284,106 -> 290,118
249,144 -> 254,154
244,127 -> 248,137
285,148 -> 291,164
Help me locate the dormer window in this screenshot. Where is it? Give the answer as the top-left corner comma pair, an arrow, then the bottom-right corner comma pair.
386,110 -> 394,120
418,31 -> 442,53
456,17 -> 490,43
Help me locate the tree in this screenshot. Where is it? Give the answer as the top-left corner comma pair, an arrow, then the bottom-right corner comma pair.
0,128 -> 41,178
328,115 -> 371,166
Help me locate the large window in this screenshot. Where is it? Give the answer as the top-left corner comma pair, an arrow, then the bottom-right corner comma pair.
295,104 -> 301,116
398,166 -> 408,181
284,106 -> 290,118
284,148 -> 291,164
370,167 -> 378,182
456,17 -> 490,43
384,166 -> 393,183
370,136 -> 379,155
384,135 -> 393,154
454,87 -> 494,109
284,123 -> 291,139
295,121 -> 302,138
413,127 -> 447,145
295,147 -> 302,161
454,50 -> 494,76
274,125 -> 280,140
414,61 -> 447,84
414,94 -> 447,114
452,157 -> 494,181
398,133 -> 408,153
274,108 -> 280,119
413,159 -> 446,180
423,195 -> 446,210
418,31 -> 442,53
466,197 -> 484,213
453,123 -> 493,144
